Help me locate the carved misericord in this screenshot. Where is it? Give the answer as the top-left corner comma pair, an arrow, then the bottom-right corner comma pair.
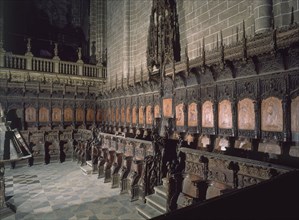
291,96 -> 299,132
146,105 -> 152,125
261,97 -> 283,132
76,108 -> 84,122
132,106 -> 137,124
163,98 -> 173,118
64,107 -> 73,122
52,107 -> 62,122
188,102 -> 198,127
202,101 -> 214,128
126,106 -> 131,123
154,104 -> 160,118
218,100 -> 232,129
25,107 -> 36,122
176,103 -> 184,127
238,98 -> 255,130
39,107 -> 49,122
139,106 -> 144,124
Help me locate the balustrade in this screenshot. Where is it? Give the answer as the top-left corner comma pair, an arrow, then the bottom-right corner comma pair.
0,39 -> 106,79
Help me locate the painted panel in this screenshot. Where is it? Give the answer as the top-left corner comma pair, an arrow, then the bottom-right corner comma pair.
132,106 -> 137,124
291,96 -> 299,132
25,107 -> 36,122
202,101 -> 214,128
86,108 -> 94,121
163,98 -> 172,117
126,107 -> 130,123
52,107 -> 61,122
64,107 -> 73,122
121,107 -> 125,123
146,105 -> 152,125
218,100 -> 232,129
154,105 -> 160,118
39,107 -> 49,122
139,106 -> 144,124
176,103 -> 184,127
261,97 -> 283,132
188,102 -> 198,127
76,108 -> 84,122
238,98 -> 255,130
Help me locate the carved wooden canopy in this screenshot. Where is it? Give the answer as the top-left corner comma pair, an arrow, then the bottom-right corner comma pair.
147,0 -> 180,74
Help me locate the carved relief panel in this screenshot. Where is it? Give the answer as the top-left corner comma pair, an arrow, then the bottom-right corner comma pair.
202,101 -> 214,128
188,102 -> 198,127
154,104 -> 160,118
76,108 -> 84,122
121,107 -> 125,123
52,107 -> 61,122
64,107 -> 73,122
238,98 -> 255,130
291,96 -> 299,133
261,97 -> 283,132
146,105 -> 152,125
39,107 -> 49,122
25,107 -> 36,122
175,103 -> 184,127
86,108 -> 94,122
126,106 -> 131,124
139,106 -> 144,124
218,100 -> 232,129
132,106 -> 137,124
163,98 -> 172,118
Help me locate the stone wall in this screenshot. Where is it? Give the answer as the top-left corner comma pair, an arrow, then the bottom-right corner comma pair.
101,0 -> 299,86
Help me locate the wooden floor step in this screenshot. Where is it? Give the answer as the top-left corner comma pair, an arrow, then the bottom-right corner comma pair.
136,203 -> 163,219
145,194 -> 167,213
86,160 -> 93,167
154,185 -> 167,199
80,164 -> 93,175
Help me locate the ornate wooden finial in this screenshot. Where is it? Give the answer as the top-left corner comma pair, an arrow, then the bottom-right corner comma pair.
77,47 -> 82,60
26,38 -> 31,53
172,58 -> 175,80
220,30 -> 224,70
201,37 -> 206,71
141,64 -> 144,85
290,6 -> 294,25
185,43 -> 189,60
133,66 -> 136,85
127,69 -> 130,87
242,20 -> 247,63
115,74 -> 118,88
54,43 -> 58,57
216,33 -> 219,49
121,73 -> 124,88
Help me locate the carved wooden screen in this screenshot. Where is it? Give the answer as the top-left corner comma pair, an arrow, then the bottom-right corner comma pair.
188,102 -> 198,127
76,108 -> 84,122
139,106 -> 144,124
291,96 -> 299,133
261,97 -> 283,132
163,98 -> 172,117
25,107 -> 36,122
86,108 -> 94,121
238,98 -> 255,130
52,107 -> 61,122
175,103 -> 184,126
121,107 -> 125,123
154,104 -> 160,118
146,105 -> 152,125
202,101 -> 214,128
39,107 -> 49,122
64,107 -> 73,122
126,106 -> 131,123
132,106 -> 137,124
218,100 -> 232,129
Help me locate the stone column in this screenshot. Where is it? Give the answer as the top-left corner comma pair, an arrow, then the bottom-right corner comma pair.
123,0 -> 130,79
254,0 -> 273,34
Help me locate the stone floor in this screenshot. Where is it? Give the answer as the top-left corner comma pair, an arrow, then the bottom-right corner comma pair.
2,161 -> 144,220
